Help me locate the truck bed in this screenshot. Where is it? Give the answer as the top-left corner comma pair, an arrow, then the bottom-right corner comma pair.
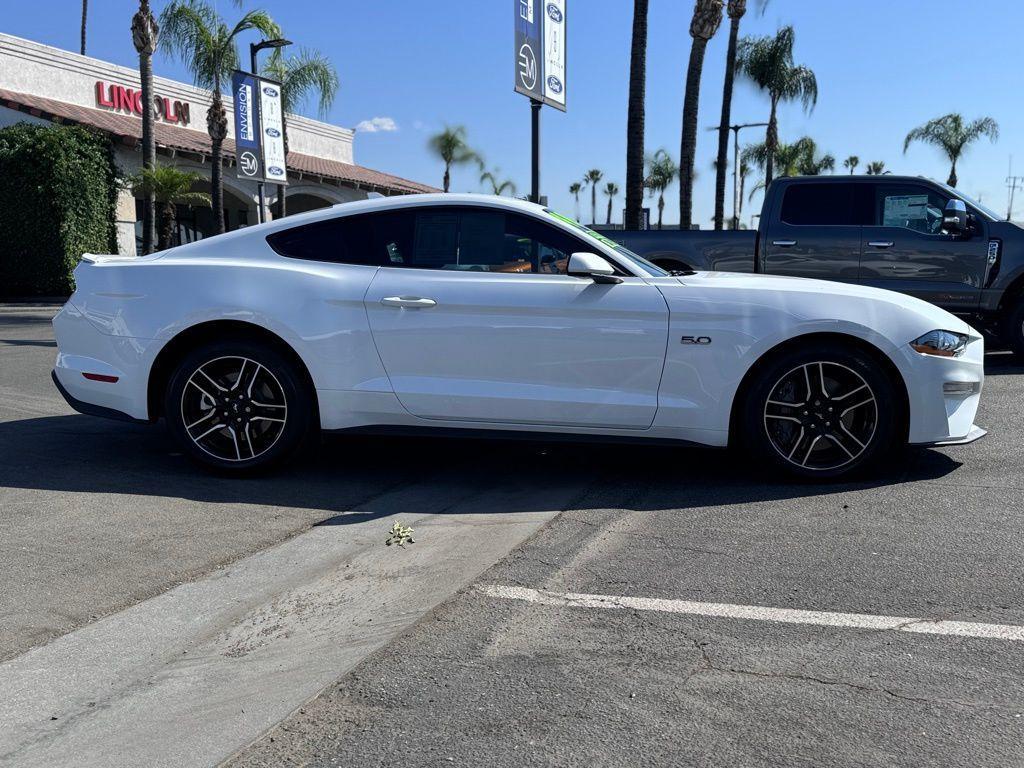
599,229 -> 757,273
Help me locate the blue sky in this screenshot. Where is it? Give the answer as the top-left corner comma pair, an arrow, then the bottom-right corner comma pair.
6,0 -> 1023,225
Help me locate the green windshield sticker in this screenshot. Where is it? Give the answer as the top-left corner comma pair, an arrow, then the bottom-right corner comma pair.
545,210 -> 621,248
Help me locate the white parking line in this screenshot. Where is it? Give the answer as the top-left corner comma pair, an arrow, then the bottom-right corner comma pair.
477,585 -> 1024,642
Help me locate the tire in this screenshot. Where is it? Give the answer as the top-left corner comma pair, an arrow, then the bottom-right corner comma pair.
740,342 -> 901,480
164,339 -> 314,474
1003,299 -> 1024,358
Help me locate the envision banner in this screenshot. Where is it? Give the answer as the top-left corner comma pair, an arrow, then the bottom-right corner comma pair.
230,71 -> 288,184
514,0 -> 567,111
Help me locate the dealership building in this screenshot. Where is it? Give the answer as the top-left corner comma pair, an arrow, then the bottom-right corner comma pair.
0,33 -> 435,256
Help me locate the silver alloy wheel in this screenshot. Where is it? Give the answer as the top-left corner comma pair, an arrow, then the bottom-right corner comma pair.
762,361 -> 878,471
180,356 -> 288,463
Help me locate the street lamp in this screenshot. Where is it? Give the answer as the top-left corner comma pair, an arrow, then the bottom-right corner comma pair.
708,122 -> 769,230
250,38 -> 292,224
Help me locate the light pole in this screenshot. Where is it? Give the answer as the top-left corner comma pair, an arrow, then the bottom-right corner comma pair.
709,122 -> 768,230
250,37 -> 292,224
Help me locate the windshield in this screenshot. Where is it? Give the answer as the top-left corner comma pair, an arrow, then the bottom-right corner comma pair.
935,182 -> 1001,221
544,210 -> 669,277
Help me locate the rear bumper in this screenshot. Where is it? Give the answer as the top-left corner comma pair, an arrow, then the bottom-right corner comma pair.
51,302 -> 156,421
51,370 -> 148,423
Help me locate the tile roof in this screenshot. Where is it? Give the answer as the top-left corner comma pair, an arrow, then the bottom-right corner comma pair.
0,88 -> 437,195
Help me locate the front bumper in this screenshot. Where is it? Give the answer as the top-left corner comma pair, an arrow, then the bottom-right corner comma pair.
905,333 -> 986,446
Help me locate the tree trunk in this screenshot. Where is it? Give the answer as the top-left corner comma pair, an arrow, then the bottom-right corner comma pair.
606,196 -> 613,225
158,202 -> 176,251
714,16 -> 741,231
207,88 -> 228,235
948,159 -> 958,188
624,0 -> 649,231
657,194 -> 664,229
132,1 -> 158,255
591,185 -> 598,225
765,97 -> 779,187
738,173 -> 746,226
80,0 -> 88,55
443,164 -> 451,193
679,38 -> 709,229
139,51 -> 156,254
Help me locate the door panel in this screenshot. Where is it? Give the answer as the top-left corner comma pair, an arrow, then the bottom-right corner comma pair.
859,184 -> 985,310
364,269 -> 670,429
762,182 -> 862,283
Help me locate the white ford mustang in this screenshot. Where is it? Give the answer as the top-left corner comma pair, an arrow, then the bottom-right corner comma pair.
52,194 -> 985,478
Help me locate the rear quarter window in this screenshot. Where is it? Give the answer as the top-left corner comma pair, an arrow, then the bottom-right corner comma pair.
266,214 -> 378,265
780,183 -> 860,226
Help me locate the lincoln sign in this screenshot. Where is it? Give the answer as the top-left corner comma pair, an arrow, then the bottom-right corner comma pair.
95,81 -> 191,126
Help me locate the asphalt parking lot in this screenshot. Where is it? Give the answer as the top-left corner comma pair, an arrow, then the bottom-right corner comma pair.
2,309 -> 1024,767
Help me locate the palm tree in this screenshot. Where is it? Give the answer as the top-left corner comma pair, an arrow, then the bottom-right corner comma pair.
713,0 -> 767,230
569,182 -> 583,220
604,182 -> 620,225
80,0 -> 88,55
584,169 -> 604,225
625,0 -> 649,231
480,169 -> 517,197
743,136 -> 831,200
679,0 -> 724,229
903,113 -> 999,187
129,165 -> 211,251
865,160 -> 887,175
795,138 -> 834,176
428,125 -> 478,193
843,155 -> 859,175
262,48 -> 339,218
644,149 -> 678,230
132,0 -> 159,255
737,26 -> 817,187
160,0 -> 280,235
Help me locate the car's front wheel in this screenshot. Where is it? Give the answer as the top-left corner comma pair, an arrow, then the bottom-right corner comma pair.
741,343 -> 901,480
164,339 -> 313,473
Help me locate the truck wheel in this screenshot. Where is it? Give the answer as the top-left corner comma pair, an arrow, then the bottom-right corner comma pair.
1003,300 -> 1024,357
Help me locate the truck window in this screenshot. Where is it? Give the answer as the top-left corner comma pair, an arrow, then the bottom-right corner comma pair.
871,184 -> 949,235
780,183 -> 859,226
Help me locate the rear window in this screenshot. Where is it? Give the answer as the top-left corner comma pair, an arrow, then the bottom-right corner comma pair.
780,183 -> 859,226
266,215 -> 377,265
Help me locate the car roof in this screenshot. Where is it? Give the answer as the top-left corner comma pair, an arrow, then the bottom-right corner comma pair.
772,175 -> 938,185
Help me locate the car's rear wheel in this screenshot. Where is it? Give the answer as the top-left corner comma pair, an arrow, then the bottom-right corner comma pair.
164,340 -> 312,473
741,343 -> 901,480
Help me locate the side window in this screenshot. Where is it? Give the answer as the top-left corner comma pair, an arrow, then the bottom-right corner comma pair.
779,183 -> 859,226
266,214 -> 377,265
873,184 -> 948,235
505,213 -> 591,275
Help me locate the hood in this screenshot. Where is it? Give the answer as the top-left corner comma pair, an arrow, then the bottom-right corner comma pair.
657,271 -> 975,338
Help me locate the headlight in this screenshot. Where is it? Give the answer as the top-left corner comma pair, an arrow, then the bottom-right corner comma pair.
910,330 -> 969,357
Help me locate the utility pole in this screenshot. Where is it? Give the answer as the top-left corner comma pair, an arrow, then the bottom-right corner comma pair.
1007,156 -> 1022,222
709,122 -> 768,229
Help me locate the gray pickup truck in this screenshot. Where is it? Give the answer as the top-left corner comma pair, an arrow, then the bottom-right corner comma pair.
605,175 -> 1024,354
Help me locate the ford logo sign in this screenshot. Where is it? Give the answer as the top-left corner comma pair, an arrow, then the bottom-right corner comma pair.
262,86 -> 278,97
267,166 -> 284,177
265,127 -> 281,137
546,76 -> 563,94
546,3 -> 562,22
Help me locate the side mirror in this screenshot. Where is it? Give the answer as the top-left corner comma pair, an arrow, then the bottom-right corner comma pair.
567,252 -> 622,284
943,198 -> 968,234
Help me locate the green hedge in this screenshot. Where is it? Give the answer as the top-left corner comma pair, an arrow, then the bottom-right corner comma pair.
0,122 -> 119,297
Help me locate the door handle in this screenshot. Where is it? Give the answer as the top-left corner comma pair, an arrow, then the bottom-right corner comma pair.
868,241 -> 895,249
380,296 -> 437,309
772,240 -> 797,247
